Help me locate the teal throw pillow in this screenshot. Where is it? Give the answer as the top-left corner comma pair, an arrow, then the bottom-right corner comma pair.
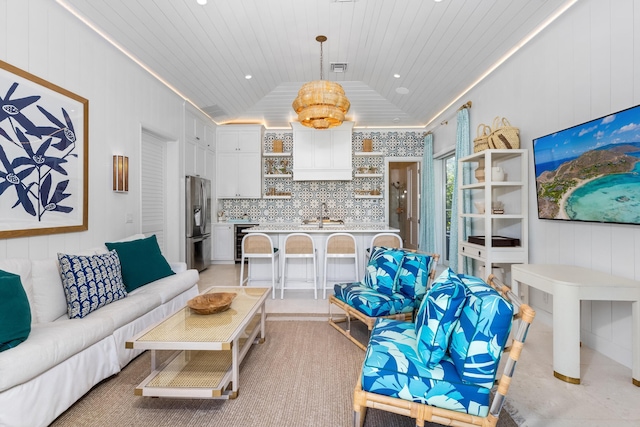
105,235 -> 175,292
362,246 -> 405,296
0,270 -> 32,352
414,268 -> 467,368
58,250 -> 128,319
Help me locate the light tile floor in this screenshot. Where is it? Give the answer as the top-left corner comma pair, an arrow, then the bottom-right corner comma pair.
200,264 -> 640,426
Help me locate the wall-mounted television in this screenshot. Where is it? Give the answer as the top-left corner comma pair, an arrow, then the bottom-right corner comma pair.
532,104 -> 640,225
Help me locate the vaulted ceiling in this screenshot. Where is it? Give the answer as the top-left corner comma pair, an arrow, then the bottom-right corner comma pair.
58,0 -> 574,129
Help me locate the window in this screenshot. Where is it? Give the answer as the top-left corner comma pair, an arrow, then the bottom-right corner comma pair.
444,154 -> 456,264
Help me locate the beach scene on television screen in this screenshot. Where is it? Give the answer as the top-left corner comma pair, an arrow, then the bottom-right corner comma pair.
534,105 -> 640,224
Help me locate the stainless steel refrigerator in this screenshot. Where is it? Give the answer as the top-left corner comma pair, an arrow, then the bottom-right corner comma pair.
186,175 -> 212,271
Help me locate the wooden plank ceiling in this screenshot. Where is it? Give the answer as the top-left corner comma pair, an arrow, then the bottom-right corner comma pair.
58,0 -> 574,129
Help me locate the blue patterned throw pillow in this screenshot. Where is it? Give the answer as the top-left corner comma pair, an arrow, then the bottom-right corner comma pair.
58,250 -> 128,319
363,246 -> 405,296
414,268 -> 467,368
449,274 -> 513,388
396,253 -> 433,302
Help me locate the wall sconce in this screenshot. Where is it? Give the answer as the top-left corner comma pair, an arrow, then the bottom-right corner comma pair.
113,155 -> 129,192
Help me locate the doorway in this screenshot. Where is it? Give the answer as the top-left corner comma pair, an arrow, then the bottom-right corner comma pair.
387,160 -> 420,250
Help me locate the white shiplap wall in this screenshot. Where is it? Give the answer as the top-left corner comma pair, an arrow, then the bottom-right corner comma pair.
432,0 -> 640,368
0,0 -> 186,261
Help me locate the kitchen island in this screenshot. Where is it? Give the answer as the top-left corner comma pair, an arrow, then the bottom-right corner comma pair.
243,223 -> 400,297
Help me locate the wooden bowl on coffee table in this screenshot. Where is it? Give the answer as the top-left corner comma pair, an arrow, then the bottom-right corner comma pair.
187,292 -> 237,315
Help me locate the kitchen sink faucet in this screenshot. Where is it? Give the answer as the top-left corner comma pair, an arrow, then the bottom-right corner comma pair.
318,202 -> 326,229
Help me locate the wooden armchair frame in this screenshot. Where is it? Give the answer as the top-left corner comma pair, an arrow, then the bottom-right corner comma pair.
352,274 -> 536,427
328,252 -> 440,351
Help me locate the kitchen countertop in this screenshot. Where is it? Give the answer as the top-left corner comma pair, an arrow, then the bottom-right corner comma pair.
244,223 -> 400,233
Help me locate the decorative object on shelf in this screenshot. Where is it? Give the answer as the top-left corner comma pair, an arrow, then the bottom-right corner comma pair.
488,117 -> 520,149
266,158 -> 276,174
217,210 -> 227,222
187,292 -> 236,315
473,124 -> 491,152
491,166 -> 505,181
267,187 -> 276,196
291,35 -> 350,129
474,159 -> 485,182
492,201 -> 505,214
280,159 -> 290,174
468,235 -> 520,247
273,139 -> 283,153
113,155 -> 129,192
474,201 -> 485,214
363,138 -> 373,152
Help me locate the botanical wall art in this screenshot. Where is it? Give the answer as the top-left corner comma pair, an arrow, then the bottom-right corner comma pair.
0,60 -> 88,238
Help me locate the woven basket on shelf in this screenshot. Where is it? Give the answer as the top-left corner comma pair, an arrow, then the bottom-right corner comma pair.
473,124 -> 491,152
488,117 -> 520,149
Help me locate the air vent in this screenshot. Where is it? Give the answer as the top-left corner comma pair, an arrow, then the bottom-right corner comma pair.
330,62 -> 348,73
202,104 -> 227,118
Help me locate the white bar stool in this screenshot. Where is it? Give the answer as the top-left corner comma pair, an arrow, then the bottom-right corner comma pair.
239,233 -> 280,299
365,232 -> 403,266
280,233 -> 318,299
323,232 -> 359,299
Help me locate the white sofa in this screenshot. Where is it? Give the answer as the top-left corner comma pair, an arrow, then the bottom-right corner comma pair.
0,235 -> 200,427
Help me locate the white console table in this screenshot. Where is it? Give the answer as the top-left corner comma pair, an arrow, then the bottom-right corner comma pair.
512,264 -> 640,386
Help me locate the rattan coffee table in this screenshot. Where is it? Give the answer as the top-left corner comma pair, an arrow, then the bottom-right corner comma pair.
126,286 -> 270,399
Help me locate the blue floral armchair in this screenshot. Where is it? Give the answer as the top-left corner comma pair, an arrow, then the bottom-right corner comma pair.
353,271 -> 536,427
328,247 -> 439,350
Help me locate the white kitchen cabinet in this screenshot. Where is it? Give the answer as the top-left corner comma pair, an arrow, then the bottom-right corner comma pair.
185,107 -> 215,176
216,125 -> 263,198
457,149 -> 528,277
291,121 -> 353,181
185,109 -> 205,143
212,223 -> 234,263
185,139 -> 197,176
205,125 -> 216,151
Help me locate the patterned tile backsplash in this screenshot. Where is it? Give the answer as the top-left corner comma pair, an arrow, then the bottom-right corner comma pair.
219,130 -> 424,223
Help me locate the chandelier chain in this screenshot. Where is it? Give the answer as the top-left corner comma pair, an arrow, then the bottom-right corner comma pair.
319,40 -> 324,80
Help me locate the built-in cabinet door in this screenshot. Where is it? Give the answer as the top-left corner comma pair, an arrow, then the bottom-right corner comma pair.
195,145 -> 206,177
205,150 -> 216,183
215,125 -> 263,198
217,152 -> 239,197
217,130 -> 239,152
185,139 -> 197,176
236,152 -> 261,198
238,131 -> 261,152
212,224 -> 234,261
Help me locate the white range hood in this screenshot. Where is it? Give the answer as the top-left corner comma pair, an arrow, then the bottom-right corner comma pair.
291,121 -> 354,181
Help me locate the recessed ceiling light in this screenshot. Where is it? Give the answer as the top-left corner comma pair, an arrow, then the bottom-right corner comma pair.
393,118 -> 400,123
245,75 -> 252,80
393,74 -> 401,79
395,87 -> 409,95
197,0 -> 207,5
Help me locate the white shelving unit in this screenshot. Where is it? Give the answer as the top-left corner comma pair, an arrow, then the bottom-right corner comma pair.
354,151 -> 383,157
264,174 -> 292,178
457,149 -> 528,277
353,151 -> 383,198
263,150 -> 292,199
263,152 -> 291,157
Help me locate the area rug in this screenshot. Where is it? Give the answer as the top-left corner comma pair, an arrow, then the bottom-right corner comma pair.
50,320 -> 517,427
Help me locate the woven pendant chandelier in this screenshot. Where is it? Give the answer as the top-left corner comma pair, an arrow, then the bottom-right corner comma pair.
292,36 -> 350,129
